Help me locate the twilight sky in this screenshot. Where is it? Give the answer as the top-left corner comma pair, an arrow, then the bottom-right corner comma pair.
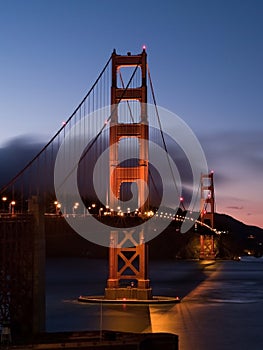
0,0 -> 262,228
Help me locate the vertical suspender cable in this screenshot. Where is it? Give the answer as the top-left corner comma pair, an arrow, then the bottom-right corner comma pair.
147,66 -> 180,201
56,62 -> 141,194
0,55 -> 112,196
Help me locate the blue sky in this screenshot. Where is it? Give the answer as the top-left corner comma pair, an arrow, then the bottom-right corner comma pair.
0,0 -> 262,227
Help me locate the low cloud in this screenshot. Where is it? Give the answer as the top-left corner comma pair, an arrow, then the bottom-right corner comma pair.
199,129 -> 263,173
0,135 -> 45,188
226,206 -> 244,210
1,130 -> 262,223
197,130 -> 263,191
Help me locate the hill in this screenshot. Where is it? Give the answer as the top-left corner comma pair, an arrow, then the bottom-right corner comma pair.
149,212 -> 263,260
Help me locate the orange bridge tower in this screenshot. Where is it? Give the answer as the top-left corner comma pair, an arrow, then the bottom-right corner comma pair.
105,49 -> 152,300
199,171 -> 216,259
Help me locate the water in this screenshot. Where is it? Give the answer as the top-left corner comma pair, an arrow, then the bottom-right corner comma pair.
46,257 -> 263,349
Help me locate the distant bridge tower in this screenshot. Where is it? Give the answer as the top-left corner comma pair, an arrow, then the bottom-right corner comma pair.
105,49 -> 151,300
199,171 -> 216,259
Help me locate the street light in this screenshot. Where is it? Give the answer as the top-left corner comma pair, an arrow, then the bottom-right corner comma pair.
2,196 -> 7,212
73,202 -> 79,216
56,203 -> 61,214
9,200 -> 16,215
99,207 -> 103,218
54,201 -> 61,215
90,203 -> 97,215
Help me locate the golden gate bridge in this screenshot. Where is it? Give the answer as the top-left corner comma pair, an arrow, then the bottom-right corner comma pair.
0,49 -> 217,341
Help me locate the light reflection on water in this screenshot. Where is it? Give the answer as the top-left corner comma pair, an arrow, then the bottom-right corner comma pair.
46,258 -> 263,350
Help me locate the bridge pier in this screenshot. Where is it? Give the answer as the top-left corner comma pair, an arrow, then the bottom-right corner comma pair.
199,234 -> 216,260
105,228 -> 152,300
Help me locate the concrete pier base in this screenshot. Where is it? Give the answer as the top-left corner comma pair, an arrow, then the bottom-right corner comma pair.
78,295 -> 180,304
105,287 -> 152,300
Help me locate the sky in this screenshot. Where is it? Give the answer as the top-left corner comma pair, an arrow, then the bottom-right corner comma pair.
0,0 -> 262,228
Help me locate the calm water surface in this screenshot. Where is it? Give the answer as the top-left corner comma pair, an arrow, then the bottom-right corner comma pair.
46,257 -> 263,350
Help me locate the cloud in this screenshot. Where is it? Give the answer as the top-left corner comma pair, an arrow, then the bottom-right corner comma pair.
0,135 -> 45,188
0,129 -> 262,229
226,206 -> 244,210
198,129 -> 263,184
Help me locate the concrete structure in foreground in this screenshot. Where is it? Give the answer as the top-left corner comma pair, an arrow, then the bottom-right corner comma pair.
8,331 -> 178,350
0,196 -> 45,340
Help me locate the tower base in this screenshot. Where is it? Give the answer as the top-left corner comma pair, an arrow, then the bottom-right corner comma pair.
105,287 -> 152,300
199,253 -> 216,260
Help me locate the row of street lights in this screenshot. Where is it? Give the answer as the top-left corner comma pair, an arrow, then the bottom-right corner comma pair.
1,196 -> 187,218
52,200 -> 157,218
